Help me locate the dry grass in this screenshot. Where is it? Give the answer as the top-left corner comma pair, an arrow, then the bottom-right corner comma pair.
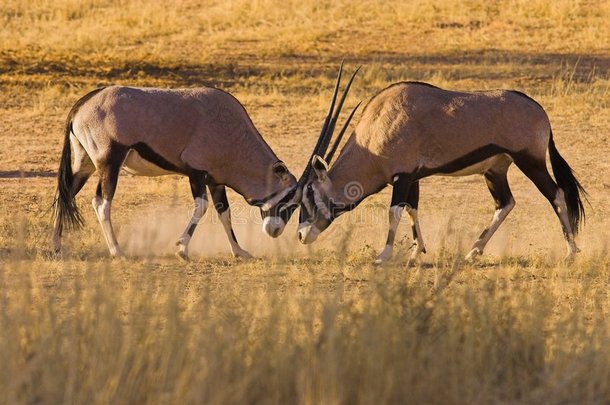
1,254 -> 609,404
1,1 -> 609,403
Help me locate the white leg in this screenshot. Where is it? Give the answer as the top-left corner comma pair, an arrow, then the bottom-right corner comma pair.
405,206 -> 427,261
176,195 -> 208,261
375,205 -> 403,264
52,215 -> 62,253
466,198 -> 515,261
219,210 -> 252,258
92,196 -> 122,257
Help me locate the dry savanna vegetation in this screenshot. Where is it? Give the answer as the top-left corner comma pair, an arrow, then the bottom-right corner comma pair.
1,1 -> 609,403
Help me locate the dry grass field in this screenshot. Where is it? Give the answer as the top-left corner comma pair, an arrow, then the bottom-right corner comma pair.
1,0 -> 609,403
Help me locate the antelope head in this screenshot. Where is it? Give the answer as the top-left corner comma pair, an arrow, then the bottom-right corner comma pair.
256,160 -> 298,238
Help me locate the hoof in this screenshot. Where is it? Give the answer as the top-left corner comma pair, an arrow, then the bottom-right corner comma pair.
563,253 -> 576,265
465,248 -> 482,262
176,239 -> 190,261
234,249 -> 253,259
176,249 -> 189,262
373,255 -> 391,266
374,246 -> 393,265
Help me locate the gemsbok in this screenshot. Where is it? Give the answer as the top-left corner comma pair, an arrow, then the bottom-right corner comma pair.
53,86 -> 298,260
297,76 -> 587,263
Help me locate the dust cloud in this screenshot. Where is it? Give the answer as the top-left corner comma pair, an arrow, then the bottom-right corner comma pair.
117,198 -> 604,261
118,205 -> 309,259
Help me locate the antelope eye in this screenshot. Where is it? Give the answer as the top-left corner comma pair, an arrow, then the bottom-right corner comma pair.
307,184 -> 313,192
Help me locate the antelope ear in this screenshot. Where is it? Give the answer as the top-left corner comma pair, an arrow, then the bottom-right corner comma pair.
272,161 -> 290,182
312,155 -> 329,181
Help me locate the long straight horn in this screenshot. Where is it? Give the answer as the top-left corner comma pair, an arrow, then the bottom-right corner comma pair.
325,101 -> 361,164
318,66 -> 361,159
297,63 -> 344,189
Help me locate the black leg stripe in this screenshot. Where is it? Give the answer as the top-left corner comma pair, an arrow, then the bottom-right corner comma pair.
391,175 -> 412,207
189,171 -> 208,200
187,223 -> 197,237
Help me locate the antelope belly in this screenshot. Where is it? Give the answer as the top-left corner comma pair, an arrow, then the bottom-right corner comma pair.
122,150 -> 175,176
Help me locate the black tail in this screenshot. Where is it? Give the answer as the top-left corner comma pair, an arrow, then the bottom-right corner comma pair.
54,120 -> 84,235
54,87 -> 106,234
548,130 -> 588,234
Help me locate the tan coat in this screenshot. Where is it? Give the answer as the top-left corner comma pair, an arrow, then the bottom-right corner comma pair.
328,82 -> 550,203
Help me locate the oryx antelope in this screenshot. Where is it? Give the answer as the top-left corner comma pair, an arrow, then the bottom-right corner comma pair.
53,86 -> 298,259
297,76 -> 587,263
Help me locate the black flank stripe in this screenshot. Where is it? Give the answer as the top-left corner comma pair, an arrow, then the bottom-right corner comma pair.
416,145 -> 509,178
131,142 -> 185,174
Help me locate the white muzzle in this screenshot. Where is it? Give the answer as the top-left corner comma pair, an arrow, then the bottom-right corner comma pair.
297,222 -> 321,244
262,216 -> 286,238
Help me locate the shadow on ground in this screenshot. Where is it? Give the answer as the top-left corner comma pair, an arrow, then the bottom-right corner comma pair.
1,49 -> 607,88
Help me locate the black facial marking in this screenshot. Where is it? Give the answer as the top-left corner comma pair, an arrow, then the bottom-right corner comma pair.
300,182 -> 382,225
299,202 -> 309,224
278,204 -> 291,224
247,190 -> 282,208
256,187 -> 296,222
275,188 -> 297,224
